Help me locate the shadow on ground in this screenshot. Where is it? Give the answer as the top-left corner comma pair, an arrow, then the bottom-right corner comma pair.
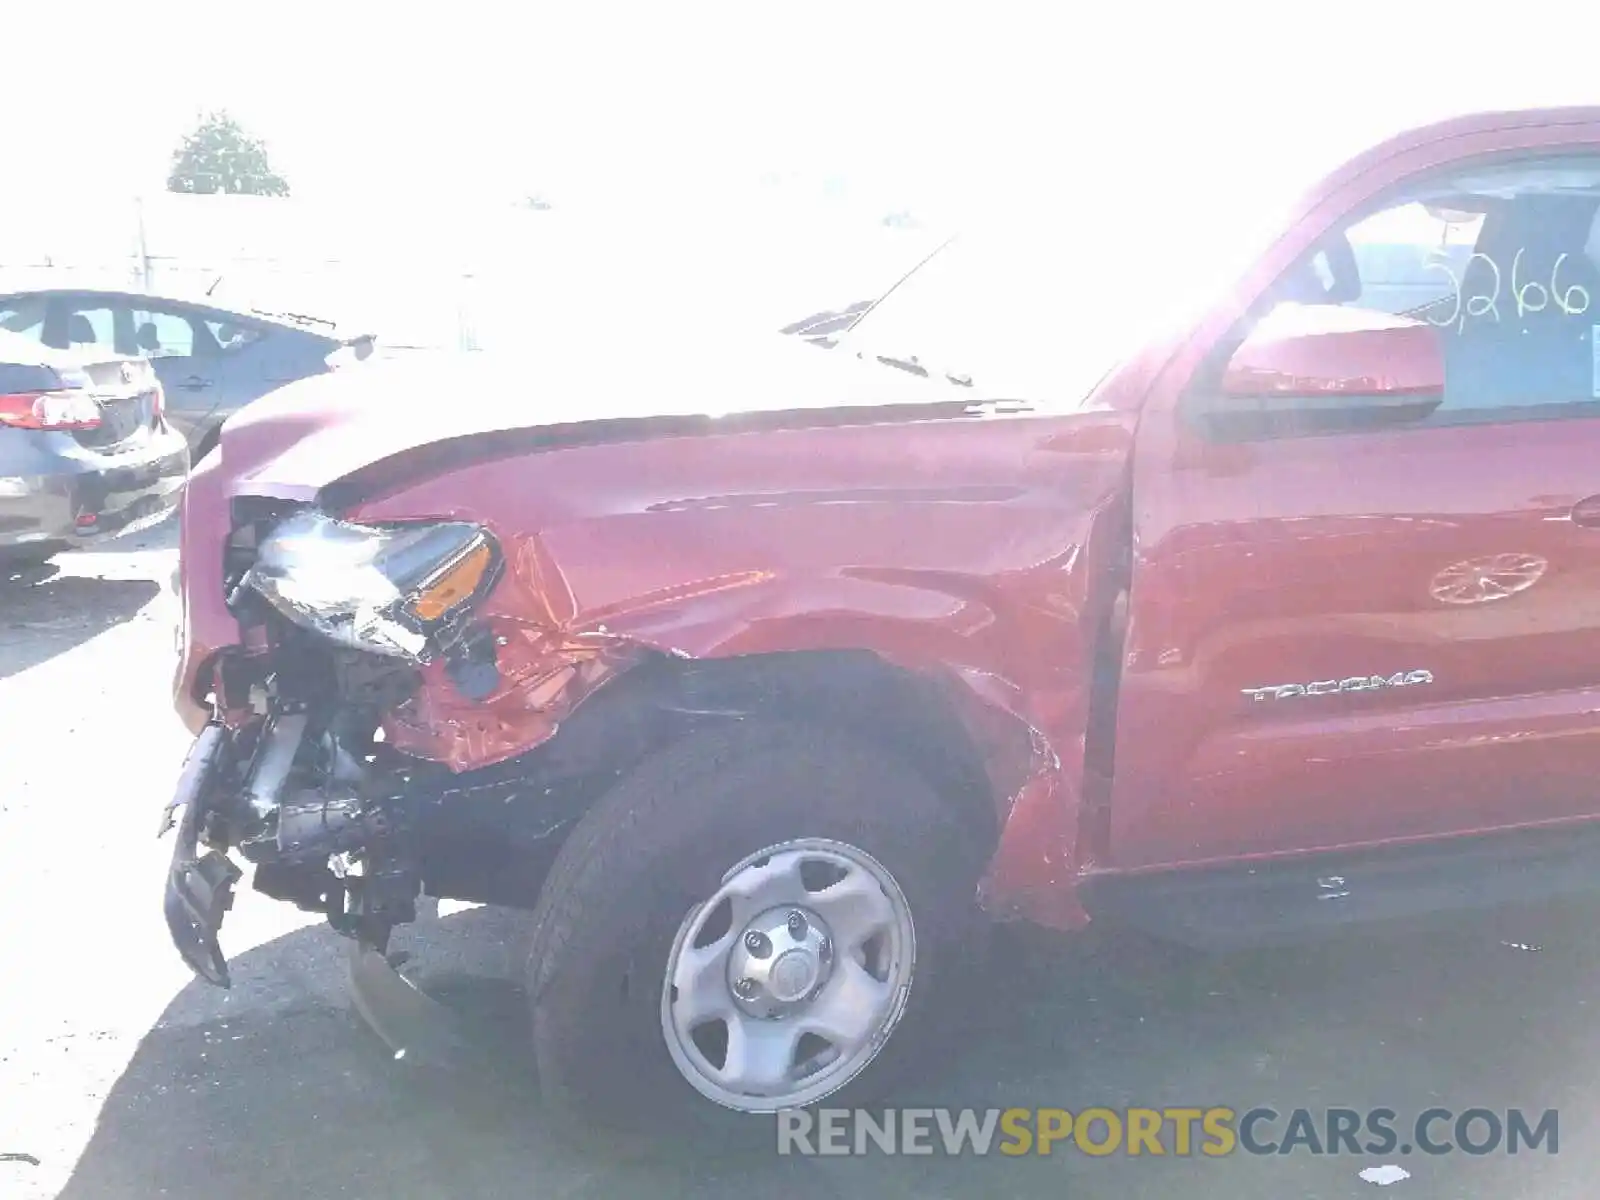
51,895 -> 1600,1200
0,569 -> 161,680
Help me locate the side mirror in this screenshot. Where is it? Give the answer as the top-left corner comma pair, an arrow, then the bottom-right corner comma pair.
1204,304 -> 1445,439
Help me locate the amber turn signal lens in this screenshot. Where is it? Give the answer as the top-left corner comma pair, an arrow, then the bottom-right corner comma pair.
406,541 -> 492,622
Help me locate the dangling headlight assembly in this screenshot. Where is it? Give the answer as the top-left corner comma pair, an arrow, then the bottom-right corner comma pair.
239,511 -> 502,661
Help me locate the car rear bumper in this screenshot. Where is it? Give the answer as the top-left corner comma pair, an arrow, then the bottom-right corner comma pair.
0,426 -> 188,553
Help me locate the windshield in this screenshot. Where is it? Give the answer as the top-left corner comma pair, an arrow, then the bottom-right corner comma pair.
833,189 -> 1304,406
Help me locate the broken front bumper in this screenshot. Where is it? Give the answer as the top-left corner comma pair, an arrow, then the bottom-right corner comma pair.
156,709 -> 434,973
157,718 -> 479,1064
159,723 -> 242,987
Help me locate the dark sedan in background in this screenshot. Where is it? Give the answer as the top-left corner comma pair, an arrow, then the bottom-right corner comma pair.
0,288 -> 373,461
0,330 -> 187,568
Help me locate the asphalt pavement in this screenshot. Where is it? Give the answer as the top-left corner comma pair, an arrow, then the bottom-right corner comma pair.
2,523 -> 1598,1199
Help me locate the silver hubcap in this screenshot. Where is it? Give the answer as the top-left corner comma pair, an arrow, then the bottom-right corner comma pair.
660,838 -> 916,1112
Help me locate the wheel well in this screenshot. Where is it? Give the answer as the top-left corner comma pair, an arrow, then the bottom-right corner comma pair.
418,650 -> 1005,907
667,651 -> 1001,847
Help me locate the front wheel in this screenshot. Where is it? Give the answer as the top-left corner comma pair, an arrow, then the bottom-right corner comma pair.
523,720 -> 989,1138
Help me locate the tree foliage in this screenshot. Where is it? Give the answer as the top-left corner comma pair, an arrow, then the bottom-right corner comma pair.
167,111 -> 290,197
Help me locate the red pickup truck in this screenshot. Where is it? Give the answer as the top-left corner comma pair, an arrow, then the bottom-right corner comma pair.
161,107 -> 1600,1135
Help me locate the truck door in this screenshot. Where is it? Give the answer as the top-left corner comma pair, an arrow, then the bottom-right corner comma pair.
1110,143 -> 1600,870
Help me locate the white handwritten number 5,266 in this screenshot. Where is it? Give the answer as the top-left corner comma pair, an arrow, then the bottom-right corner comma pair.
1424,249 -> 1591,332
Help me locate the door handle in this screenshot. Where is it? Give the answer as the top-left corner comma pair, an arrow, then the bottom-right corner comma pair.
1570,495 -> 1600,527
178,375 -> 213,392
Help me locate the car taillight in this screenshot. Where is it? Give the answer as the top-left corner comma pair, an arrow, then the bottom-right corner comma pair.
0,390 -> 102,431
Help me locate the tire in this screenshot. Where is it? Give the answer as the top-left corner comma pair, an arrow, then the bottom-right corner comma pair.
523,719 -> 989,1144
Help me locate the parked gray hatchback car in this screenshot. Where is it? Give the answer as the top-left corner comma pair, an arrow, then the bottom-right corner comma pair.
0,329 -> 187,568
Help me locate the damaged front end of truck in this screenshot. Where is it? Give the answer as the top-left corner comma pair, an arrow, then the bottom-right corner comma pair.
159,500 -> 696,957
161,504 -> 485,944
160,491 -> 679,1055
160,504 -> 513,1018
156,342 -> 1139,1076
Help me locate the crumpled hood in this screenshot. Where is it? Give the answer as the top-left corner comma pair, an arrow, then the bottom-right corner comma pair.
219,329 -> 998,502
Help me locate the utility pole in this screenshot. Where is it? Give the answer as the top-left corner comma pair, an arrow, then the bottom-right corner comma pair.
135,195 -> 153,291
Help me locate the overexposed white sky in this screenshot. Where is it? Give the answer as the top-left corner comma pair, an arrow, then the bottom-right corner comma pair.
6,1 -> 1598,224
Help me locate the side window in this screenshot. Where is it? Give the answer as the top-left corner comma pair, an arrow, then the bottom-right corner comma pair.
128,308 -> 200,358
0,298 -> 48,341
202,318 -> 266,354
1346,202 -> 1485,315
1192,156 -> 1600,439
64,306 -> 115,348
